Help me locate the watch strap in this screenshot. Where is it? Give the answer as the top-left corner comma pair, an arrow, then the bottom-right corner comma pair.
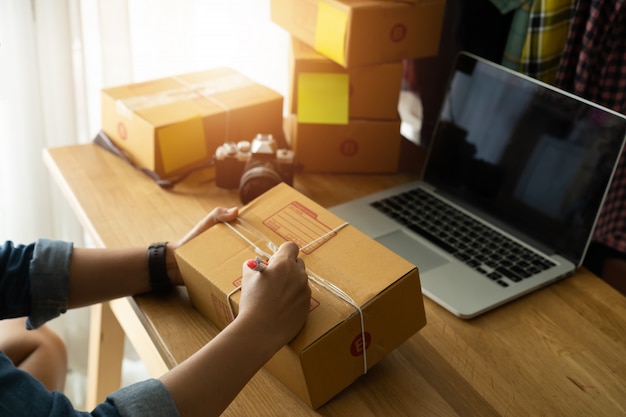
148,242 -> 173,294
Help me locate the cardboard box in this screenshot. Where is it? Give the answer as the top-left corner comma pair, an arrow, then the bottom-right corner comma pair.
175,183 -> 426,408
285,114 -> 402,173
101,68 -> 284,178
271,0 -> 446,68
289,38 -> 403,121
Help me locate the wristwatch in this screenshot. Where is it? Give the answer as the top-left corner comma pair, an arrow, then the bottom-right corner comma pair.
147,242 -> 173,294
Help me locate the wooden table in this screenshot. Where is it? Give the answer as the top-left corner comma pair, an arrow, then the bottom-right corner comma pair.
44,143 -> 626,416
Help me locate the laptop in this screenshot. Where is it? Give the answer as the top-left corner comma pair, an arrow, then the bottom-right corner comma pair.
330,52 -> 626,319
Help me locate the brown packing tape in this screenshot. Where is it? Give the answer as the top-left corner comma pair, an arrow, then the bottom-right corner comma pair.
116,73 -> 255,114
172,75 -> 253,143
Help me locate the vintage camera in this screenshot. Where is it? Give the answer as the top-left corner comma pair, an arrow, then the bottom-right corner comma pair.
214,134 -> 295,204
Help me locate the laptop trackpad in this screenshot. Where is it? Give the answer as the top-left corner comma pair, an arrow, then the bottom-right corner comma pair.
376,230 -> 449,272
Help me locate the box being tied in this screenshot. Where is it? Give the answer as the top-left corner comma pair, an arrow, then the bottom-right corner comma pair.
175,183 -> 427,409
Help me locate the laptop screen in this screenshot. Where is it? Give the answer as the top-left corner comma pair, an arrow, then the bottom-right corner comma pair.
424,52 -> 626,264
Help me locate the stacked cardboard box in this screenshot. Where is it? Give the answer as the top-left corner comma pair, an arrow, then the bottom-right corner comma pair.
100,68 -> 284,179
271,0 -> 446,173
272,0 -> 446,68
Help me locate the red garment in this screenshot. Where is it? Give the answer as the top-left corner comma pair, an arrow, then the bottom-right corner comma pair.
555,0 -> 626,253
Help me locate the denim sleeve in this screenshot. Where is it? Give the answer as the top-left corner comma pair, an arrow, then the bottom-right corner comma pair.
26,238 -> 73,329
0,352 -> 180,417
106,379 -> 181,417
0,241 -> 34,319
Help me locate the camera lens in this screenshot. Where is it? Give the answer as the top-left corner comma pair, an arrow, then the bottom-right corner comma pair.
239,162 -> 284,204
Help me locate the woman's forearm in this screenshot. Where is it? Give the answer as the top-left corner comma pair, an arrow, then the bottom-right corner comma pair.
160,241 -> 310,417
66,207 -> 239,308
161,318 -> 279,417
67,247 -> 151,308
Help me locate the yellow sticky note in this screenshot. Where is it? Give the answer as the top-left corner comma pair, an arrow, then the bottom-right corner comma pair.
157,116 -> 207,174
314,2 -> 348,66
297,73 -> 349,125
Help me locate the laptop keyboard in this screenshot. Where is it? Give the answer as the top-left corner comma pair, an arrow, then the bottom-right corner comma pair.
370,188 -> 556,287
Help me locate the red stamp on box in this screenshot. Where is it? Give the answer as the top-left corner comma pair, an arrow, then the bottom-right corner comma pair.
117,122 -> 127,140
340,139 -> 359,157
390,24 -> 407,42
309,296 -> 320,312
350,331 -> 372,356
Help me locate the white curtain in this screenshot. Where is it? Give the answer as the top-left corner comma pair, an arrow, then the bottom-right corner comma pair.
1,0 -> 80,243
1,0 -> 289,408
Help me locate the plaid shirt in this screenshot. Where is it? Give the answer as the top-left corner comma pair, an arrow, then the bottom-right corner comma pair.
555,0 -> 626,253
502,0 -> 576,84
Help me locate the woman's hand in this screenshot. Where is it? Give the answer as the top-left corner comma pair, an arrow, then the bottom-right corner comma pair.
166,207 -> 239,286
160,242 -> 310,417
236,242 -> 311,350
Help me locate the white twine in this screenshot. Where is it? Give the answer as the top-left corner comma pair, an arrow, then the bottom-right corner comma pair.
222,219 -> 368,374
222,219 -> 276,259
